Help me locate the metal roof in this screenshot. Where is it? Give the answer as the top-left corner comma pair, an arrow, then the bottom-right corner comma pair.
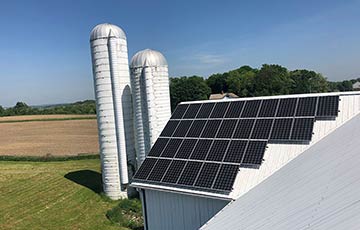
201,114 -> 360,230
90,23 -> 126,41
130,49 -> 167,68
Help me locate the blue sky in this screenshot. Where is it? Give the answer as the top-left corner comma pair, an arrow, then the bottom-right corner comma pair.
0,0 -> 359,107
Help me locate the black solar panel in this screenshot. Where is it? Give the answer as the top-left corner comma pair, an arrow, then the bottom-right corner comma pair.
216,119 -> 237,138
160,138 -> 183,158
162,160 -> 186,183
242,141 -> 267,165
213,164 -> 239,191
201,120 -> 222,138
296,97 -> 317,117
196,103 -> 215,118
160,120 -> 179,137
233,119 -> 255,139
270,118 -> 293,140
251,119 -> 273,139
290,118 -> 314,141
190,139 -> 213,160
133,158 -> 157,180
206,140 -> 229,162
134,94 -> 340,194
148,138 -> 169,157
277,98 -> 297,117
223,140 -> 247,163
173,120 -> 193,137
183,103 -> 201,119
186,120 -> 206,137
317,96 -> 339,117
210,102 -> 230,118
241,100 -> 261,117
195,163 -> 220,188
174,139 -> 197,159
147,159 -> 171,181
225,101 -> 245,118
171,104 -> 189,119
178,161 -> 202,186
258,99 -> 279,117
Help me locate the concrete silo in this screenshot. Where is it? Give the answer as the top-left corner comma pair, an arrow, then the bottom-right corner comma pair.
90,23 -> 135,199
130,49 -> 171,166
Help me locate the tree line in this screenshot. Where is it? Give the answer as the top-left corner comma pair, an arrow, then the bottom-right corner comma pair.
170,64 -> 360,109
1,64 -> 359,116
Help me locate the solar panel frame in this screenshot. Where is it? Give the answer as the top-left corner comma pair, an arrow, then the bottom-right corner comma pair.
186,120 -> 207,137
212,164 -> 239,191
251,119 -> 274,140
178,161 -> 203,186
241,100 -> 262,118
183,103 -> 202,119
160,138 -> 183,158
223,140 -> 248,163
162,160 -> 187,184
290,118 -> 314,141
189,139 -> 213,160
206,140 -> 230,162
258,99 -> 279,117
276,98 -> 298,117
133,158 -> 158,180
147,159 -> 171,182
225,101 -> 245,118
194,163 -> 220,188
233,119 -> 255,139
270,118 -> 293,141
172,120 -> 193,137
316,96 -> 339,117
174,139 -> 198,159
196,103 -> 215,118
210,102 -> 230,118
216,119 -> 238,138
171,104 -> 189,119
241,141 -> 267,165
147,138 -> 169,157
160,120 -> 180,137
201,120 -> 222,138
296,97 -> 317,117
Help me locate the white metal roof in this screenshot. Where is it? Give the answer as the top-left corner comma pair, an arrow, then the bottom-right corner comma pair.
130,49 -> 167,68
201,113 -> 360,230
90,23 -> 126,41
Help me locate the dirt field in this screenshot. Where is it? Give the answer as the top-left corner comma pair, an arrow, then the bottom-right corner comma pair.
0,114 -> 96,122
0,116 -> 99,156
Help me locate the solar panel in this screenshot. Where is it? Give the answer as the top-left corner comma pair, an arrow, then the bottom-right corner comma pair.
233,119 -> 255,139
133,158 -> 157,180
162,160 -> 186,184
290,118 -> 314,141
160,120 -> 179,137
213,164 -> 239,191
251,119 -> 273,139
174,139 -> 197,159
183,103 -> 201,119
190,139 -> 213,160
296,97 -> 317,117
148,138 -> 169,157
178,161 -> 202,186
241,100 -> 261,117
201,120 -> 222,138
206,140 -> 230,162
134,94 -> 340,194
186,120 -> 206,137
160,138 -> 183,158
277,98 -> 297,117
196,103 -> 215,118
258,99 -> 279,117
147,159 -> 171,181
270,118 -> 293,141
216,119 -> 237,138
317,96 -> 339,117
173,120 -> 193,137
242,141 -> 267,165
194,163 -> 220,188
225,101 -> 245,118
210,102 -> 230,118
171,104 -> 189,119
223,140 -> 247,163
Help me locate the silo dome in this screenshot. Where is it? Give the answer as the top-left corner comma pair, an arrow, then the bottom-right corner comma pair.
90,23 -> 126,41
130,49 -> 168,68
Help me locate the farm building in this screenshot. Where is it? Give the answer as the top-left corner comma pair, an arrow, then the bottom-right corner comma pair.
353,81 -> 360,90
131,91 -> 360,230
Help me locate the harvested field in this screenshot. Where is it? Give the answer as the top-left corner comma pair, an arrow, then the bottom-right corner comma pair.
0,116 -> 99,156
0,114 -> 96,122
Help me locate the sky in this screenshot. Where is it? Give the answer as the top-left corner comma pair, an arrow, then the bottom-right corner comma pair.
0,0 -> 359,107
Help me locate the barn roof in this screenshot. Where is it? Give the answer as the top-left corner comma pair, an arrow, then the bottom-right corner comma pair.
201,113 -> 360,230
131,91 -> 360,200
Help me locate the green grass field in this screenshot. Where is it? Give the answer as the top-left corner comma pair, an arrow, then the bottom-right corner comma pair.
0,159 -> 136,230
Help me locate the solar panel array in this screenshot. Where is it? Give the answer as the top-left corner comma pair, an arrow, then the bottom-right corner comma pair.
133,95 -> 340,194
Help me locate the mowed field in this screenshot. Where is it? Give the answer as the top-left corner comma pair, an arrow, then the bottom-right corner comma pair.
0,159 -> 127,230
0,115 -> 99,156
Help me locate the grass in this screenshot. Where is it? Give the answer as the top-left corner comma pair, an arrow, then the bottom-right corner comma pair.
0,116 -> 96,124
0,158 -> 142,230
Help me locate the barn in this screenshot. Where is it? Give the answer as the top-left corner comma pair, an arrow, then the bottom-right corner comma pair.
131,91 -> 360,230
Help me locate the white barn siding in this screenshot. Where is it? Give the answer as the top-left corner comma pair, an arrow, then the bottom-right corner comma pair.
231,94 -> 360,198
202,113 -> 360,230
143,189 -> 229,230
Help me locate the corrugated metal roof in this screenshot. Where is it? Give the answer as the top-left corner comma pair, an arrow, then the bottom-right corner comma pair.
201,114 -> 360,230
130,49 -> 167,68
90,23 -> 126,41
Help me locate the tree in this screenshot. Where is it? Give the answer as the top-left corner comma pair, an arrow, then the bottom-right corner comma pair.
254,64 -> 293,96
13,102 -> 31,115
170,76 -> 211,110
226,66 -> 257,97
289,70 -> 329,94
0,106 -> 4,116
206,73 -> 228,94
